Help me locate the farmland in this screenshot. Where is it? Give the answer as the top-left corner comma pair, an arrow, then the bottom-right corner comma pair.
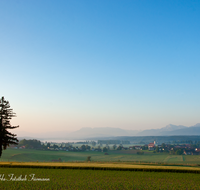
1,148 -> 200,165
1,149 -> 200,189
0,167 -> 200,189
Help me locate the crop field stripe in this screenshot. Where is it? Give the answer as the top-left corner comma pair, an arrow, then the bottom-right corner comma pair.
0,162 -> 200,174
1,168 -> 200,189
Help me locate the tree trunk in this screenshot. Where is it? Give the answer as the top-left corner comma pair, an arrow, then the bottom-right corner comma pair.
0,143 -> 2,157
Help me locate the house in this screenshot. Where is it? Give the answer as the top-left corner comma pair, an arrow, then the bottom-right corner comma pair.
19,146 -> 25,149
9,144 -> 18,149
129,146 -> 141,150
94,148 -> 101,152
183,150 -> 194,155
148,142 -> 155,151
133,146 -> 141,150
195,148 -> 200,152
185,144 -> 193,149
175,145 -> 184,149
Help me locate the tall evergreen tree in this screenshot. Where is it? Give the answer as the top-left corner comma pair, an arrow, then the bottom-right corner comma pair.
0,97 -> 19,157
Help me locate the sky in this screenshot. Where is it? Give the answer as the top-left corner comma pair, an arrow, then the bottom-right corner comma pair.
0,0 -> 200,135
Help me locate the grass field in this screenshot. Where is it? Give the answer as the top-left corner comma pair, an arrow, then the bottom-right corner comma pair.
0,167 -> 200,189
1,148 -> 200,165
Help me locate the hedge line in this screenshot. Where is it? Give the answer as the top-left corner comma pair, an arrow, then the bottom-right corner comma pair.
0,164 -> 200,174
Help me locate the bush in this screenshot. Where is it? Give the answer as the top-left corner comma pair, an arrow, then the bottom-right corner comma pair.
116,146 -> 123,150
86,156 -> 91,162
103,147 -> 108,152
137,151 -> 144,155
176,149 -> 183,155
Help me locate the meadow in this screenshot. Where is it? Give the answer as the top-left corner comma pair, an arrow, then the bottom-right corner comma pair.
1,148 -> 200,165
0,167 -> 200,189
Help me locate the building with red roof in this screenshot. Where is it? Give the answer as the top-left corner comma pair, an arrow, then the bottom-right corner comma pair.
148,142 -> 155,151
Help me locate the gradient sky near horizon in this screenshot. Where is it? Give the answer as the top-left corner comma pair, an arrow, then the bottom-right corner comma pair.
0,0 -> 200,134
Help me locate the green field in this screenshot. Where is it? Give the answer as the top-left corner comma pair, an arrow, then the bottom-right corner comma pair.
0,167 -> 199,189
1,148 -> 200,165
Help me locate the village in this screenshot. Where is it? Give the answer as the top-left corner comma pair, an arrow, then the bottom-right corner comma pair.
11,139 -> 200,155
130,141 -> 200,155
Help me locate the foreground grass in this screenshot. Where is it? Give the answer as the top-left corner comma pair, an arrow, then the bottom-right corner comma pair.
0,167 -> 200,190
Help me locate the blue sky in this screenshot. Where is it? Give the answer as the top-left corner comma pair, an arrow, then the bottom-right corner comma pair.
0,0 -> 200,134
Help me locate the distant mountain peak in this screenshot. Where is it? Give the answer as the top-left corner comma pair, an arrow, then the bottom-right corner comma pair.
161,124 -> 187,131
192,123 -> 200,127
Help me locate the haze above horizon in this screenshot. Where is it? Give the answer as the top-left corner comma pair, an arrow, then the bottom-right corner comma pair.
0,0 -> 199,134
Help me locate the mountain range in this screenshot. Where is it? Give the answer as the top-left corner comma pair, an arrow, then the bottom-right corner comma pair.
17,123 -> 200,140
66,123 -> 200,139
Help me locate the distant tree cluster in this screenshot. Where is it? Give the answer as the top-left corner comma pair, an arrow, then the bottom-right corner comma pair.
113,144 -> 117,150
91,141 -> 96,146
141,145 -> 148,150
116,145 -> 123,150
18,139 -> 42,149
80,144 -> 91,151
169,149 -> 183,155
103,147 -> 108,152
